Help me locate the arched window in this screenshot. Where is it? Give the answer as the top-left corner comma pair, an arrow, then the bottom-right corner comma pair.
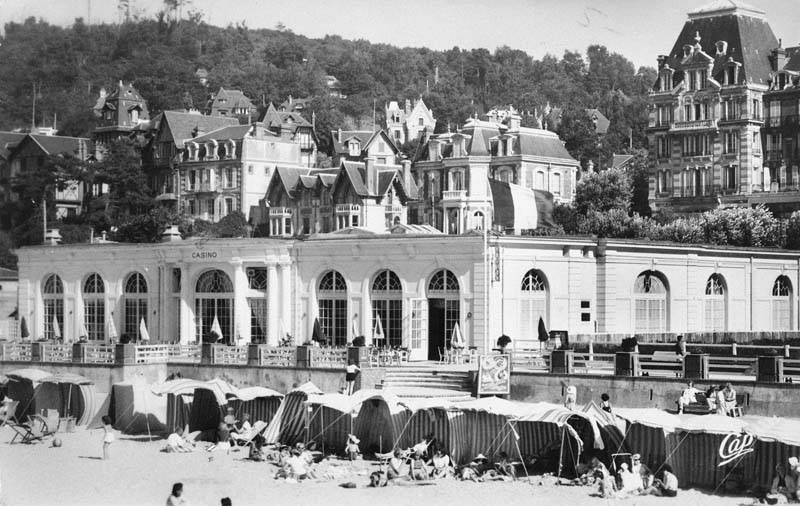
428,269 -> 460,349
633,271 -> 668,333
704,274 -> 726,332
42,274 -> 64,340
83,273 -> 105,341
371,270 -> 402,347
124,272 -> 148,339
318,271 -> 347,345
520,269 -> 548,339
772,275 -> 792,330
472,211 -> 484,231
195,270 -> 234,344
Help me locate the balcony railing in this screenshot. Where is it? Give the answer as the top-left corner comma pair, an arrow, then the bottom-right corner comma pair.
0,342 -> 31,361
257,346 -> 297,367
211,345 -> 248,365
384,205 -> 404,214
335,204 -> 360,213
269,207 -> 292,217
670,119 -> 717,131
41,343 -> 73,362
82,344 -> 115,364
134,344 -> 171,364
442,190 -> 467,200
168,344 -> 201,363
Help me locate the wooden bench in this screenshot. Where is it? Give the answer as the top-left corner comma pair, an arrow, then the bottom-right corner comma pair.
641,351 -> 682,377
680,391 -> 749,416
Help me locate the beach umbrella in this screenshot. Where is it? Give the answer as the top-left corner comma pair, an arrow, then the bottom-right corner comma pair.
211,316 -> 223,343
537,316 -> 549,350
352,317 -> 362,344
20,316 -> 29,339
373,316 -> 384,347
53,316 -> 61,340
78,318 -> 89,342
451,322 -> 465,349
312,317 -> 323,344
139,318 -> 151,342
107,317 -> 118,343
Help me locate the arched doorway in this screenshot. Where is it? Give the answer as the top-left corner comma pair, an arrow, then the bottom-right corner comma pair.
772,275 -> 792,330
427,269 -> 460,360
195,270 -> 234,344
318,270 -> 347,346
123,272 -> 148,340
703,274 -> 726,331
371,270 -> 402,348
520,269 -> 548,339
42,274 -> 64,340
83,273 -> 105,341
633,271 -> 668,333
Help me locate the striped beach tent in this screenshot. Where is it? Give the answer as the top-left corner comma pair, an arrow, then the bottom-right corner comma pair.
263,382 -> 323,446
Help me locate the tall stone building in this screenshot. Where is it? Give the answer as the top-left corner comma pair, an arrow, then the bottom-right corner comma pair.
647,1 -> 777,213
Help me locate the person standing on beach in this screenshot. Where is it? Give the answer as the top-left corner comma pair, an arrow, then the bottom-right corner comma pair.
345,360 -> 360,395
101,415 -> 114,460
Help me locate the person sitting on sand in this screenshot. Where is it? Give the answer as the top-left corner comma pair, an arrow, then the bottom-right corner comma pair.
387,449 -> 408,480
206,422 -> 232,453
369,471 -> 388,487
166,482 -> 189,506
286,448 -> 310,481
223,408 -> 238,432
345,434 -> 360,461
642,464 -> 678,497
249,436 -> 266,462
410,450 -> 430,480
494,452 -> 517,480
587,457 -> 614,497
165,427 -> 193,453
431,449 -> 454,479
460,454 -> 490,482
617,463 -> 640,494
630,454 -> 652,488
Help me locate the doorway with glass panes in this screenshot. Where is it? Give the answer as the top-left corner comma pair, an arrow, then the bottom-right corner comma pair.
426,269 -> 460,360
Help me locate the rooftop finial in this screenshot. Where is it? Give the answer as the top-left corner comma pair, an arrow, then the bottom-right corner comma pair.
694,31 -> 701,45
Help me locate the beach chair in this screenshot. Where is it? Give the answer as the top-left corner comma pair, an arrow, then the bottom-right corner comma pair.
8,419 -> 46,444
30,413 -> 58,437
231,420 -> 268,448
438,347 -> 446,365
0,400 -> 19,428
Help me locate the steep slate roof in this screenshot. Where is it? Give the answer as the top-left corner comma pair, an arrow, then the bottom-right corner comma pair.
261,103 -> 312,134
208,87 -> 256,114
104,81 -> 147,105
611,154 -> 636,169
0,132 -> 26,160
336,161 -> 417,199
160,111 -> 239,148
28,134 -> 93,158
513,128 -> 576,161
659,1 -> 777,87
190,125 -> 255,143
330,130 -> 375,155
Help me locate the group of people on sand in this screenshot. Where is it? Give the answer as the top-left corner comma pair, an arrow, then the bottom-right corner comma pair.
574,455 -> 679,498
161,407 -> 263,455
677,380 -> 737,415
764,457 -> 800,504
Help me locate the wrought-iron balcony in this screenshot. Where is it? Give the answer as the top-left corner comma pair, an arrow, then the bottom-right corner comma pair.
669,119 -> 717,131
442,190 -> 467,201
335,204 -> 360,213
268,207 -> 292,217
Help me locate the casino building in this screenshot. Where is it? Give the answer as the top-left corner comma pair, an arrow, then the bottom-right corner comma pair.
14,231 -> 800,359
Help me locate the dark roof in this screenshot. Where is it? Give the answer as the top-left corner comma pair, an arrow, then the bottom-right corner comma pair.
261,103 -> 312,134
611,154 -> 636,169
0,132 -> 26,160
208,87 -> 256,114
0,267 -> 17,281
26,134 -> 93,158
330,130 -> 375,155
161,112 -> 239,148
659,5 -> 777,87
274,166 -> 312,199
514,129 -> 576,161
190,125 -> 255,143
105,81 -> 146,103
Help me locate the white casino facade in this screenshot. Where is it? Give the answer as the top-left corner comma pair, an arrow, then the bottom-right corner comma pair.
15,233 -> 800,358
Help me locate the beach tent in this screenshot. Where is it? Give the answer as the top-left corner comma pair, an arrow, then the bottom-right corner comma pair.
225,387 -> 283,426
350,391 -> 412,456
111,376 -> 167,435
187,380 -> 236,436
612,408 -> 680,475
6,369 -> 98,426
6,368 -> 53,421
149,379 -> 230,435
742,416 -> 800,488
263,382 -> 323,446
582,401 -> 628,457
304,392 -> 364,455
665,414 -> 749,489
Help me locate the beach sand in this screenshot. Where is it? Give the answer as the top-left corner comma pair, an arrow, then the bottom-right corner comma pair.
0,426 -> 755,506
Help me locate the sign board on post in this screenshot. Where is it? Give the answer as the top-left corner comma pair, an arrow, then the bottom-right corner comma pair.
477,354 -> 511,396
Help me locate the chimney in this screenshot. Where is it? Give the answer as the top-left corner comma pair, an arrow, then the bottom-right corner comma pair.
365,158 -> 377,194
161,225 -> 182,242
338,128 -> 342,143
401,158 -> 412,193
773,40 -> 787,71
404,99 -> 411,115
657,55 -> 667,69
44,229 -> 62,246
507,109 -> 521,130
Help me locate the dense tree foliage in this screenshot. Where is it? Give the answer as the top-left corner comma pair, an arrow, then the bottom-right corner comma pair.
0,14 -> 654,167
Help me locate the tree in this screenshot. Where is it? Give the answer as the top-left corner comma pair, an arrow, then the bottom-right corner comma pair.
0,231 -> 17,270
574,167 -> 632,215
557,106 -> 599,168
213,211 -> 248,237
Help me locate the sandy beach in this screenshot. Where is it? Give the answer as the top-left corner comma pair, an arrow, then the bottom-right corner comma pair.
0,425 -> 758,506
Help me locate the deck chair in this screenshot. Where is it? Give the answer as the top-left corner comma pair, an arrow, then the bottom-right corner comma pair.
438,347 -> 446,365
8,419 -> 46,444
231,420 -> 268,447
30,414 -> 58,437
0,401 -> 19,428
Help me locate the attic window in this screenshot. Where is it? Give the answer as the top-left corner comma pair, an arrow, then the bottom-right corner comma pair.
715,40 -> 728,56
660,68 -> 673,92
699,70 -> 707,90
348,140 -> 360,157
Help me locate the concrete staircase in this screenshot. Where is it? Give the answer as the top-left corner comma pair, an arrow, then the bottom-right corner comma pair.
377,367 -> 474,398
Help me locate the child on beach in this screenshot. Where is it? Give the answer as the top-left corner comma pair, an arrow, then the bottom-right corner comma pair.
101,416 -> 114,460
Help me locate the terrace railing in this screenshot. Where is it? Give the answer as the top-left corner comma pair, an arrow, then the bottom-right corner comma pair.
211,345 -> 248,365
82,343 -> 115,364
41,343 -> 72,362
310,346 -> 348,368
168,344 -> 201,363
0,342 -> 31,361
257,346 -> 297,367
133,344 -> 171,364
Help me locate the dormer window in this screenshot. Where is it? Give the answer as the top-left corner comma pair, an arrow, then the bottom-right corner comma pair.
778,73 -> 788,90
206,140 -> 219,160
687,70 -> 696,91
699,70 -> 707,90
225,140 -> 236,159
130,109 -> 139,123
187,142 -> 199,161
660,68 -> 674,91
348,140 -> 360,157
453,137 -> 466,158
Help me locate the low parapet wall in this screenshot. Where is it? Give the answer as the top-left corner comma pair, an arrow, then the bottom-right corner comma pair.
510,371 -> 800,417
